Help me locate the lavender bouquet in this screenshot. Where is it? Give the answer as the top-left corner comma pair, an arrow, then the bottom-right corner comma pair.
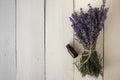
67,4 -> 108,77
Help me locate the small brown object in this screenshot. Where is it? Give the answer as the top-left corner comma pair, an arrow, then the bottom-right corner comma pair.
66,44 -> 78,58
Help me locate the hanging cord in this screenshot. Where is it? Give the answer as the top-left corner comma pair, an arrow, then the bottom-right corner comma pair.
103,0 -> 106,8
101,1 -> 106,77
72,0 -> 75,80
73,0 -> 75,47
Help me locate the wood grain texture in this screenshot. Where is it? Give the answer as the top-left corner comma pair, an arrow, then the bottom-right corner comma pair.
105,0 -> 120,80
17,0 -> 44,80
0,0 -> 16,80
46,0 -> 73,80
0,0 -> 119,80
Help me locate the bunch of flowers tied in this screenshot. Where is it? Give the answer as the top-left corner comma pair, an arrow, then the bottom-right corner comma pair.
69,4 -> 108,77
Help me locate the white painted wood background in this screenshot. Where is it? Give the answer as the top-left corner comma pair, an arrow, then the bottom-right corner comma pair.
17,0 -> 44,80
46,0 -> 103,80
0,0 -> 16,80
0,0 -> 120,80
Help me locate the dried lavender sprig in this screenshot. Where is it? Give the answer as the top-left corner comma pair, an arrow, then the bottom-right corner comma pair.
69,4 -> 108,50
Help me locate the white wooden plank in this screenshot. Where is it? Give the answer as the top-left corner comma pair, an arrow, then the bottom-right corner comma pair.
75,0 -> 103,11
0,0 -> 16,80
46,0 -> 73,80
74,0 -> 103,80
104,0 -> 120,80
17,0 -> 44,80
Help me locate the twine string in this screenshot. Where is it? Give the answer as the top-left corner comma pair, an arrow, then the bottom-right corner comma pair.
80,40 -> 97,68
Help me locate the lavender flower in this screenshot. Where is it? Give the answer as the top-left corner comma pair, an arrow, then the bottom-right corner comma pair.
69,4 -> 108,50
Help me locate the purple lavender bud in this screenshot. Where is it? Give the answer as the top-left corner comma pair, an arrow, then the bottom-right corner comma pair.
69,4 -> 108,50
